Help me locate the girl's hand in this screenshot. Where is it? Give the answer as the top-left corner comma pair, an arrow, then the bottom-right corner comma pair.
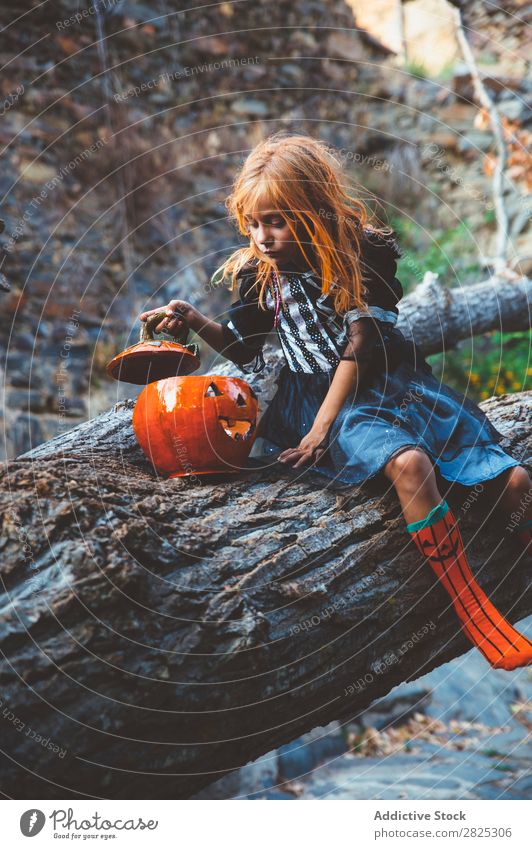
277,425 -> 330,469
139,300 -> 196,337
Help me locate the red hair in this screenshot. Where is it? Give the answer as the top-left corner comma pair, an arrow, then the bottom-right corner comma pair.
218,132 -> 395,314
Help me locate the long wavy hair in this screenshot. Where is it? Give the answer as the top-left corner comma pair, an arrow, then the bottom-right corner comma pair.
217,132 -> 396,314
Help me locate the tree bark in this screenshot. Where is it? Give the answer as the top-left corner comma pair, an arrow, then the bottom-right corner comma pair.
1,379 -> 530,798
396,272 -> 532,355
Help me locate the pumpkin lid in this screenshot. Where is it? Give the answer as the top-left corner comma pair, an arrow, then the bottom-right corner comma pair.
106,310 -> 201,384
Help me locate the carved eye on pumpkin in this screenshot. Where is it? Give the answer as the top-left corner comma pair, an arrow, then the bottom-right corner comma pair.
205,382 -> 223,397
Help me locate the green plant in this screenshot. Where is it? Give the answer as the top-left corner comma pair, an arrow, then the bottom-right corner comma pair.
428,330 -> 531,400
478,51 -> 499,66
404,59 -> 431,80
434,61 -> 457,82
390,217 -> 480,293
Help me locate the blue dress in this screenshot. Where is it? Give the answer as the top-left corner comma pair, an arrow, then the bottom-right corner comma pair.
219,229 -> 520,487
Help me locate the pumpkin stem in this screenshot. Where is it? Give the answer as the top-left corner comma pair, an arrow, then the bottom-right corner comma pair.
140,309 -> 189,344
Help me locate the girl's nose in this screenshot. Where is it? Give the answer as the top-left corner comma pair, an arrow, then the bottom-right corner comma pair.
257,225 -> 271,247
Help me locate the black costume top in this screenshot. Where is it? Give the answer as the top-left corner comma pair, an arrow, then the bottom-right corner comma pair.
219,228 -> 413,380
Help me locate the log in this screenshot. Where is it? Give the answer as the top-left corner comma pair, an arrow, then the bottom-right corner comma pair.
1,383 -> 530,798
1,276 -> 531,799
396,272 -> 532,355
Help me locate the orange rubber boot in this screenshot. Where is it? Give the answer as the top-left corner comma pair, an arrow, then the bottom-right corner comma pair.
407,501 -> 532,671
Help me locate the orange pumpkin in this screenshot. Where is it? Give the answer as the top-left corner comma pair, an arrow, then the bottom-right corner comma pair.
132,375 -> 259,477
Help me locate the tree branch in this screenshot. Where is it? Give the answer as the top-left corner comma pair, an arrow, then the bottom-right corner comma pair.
452,5 -> 509,270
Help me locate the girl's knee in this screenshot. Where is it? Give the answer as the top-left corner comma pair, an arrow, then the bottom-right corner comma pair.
504,465 -> 532,497
384,447 -> 433,483
486,465 -> 531,497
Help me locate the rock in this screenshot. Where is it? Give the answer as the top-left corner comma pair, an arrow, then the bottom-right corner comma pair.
278,63 -> 305,84
493,774 -> 532,799
12,332 -> 35,351
12,411 -> 44,455
498,99 -> 527,121
457,131 -> 494,154
353,687 -> 432,731
231,98 -> 269,117
325,31 -> 367,62
512,257 -> 532,277
8,389 -> 47,413
278,721 -> 348,780
250,743 -> 526,800
18,162 -> 57,183
287,30 -> 318,52
258,791 -> 295,800
192,36 -> 230,57
392,634 -> 532,727
165,266 -> 201,301
278,740 -> 316,781
49,397 -> 87,417
194,751 -> 279,799
9,370 -> 31,388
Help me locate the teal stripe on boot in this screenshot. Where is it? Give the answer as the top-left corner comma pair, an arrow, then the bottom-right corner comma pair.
406,500 -> 449,533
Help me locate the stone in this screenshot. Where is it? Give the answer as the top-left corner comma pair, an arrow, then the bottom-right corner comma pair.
278,739 -> 316,781
9,370 -> 31,388
325,31 -> 366,62
498,99 -> 527,121
457,131 -> 496,154
8,389 -> 47,413
231,98 -> 269,117
18,162 -> 57,183
12,412 -> 44,456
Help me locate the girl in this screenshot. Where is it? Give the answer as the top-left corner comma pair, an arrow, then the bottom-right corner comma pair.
140,132 -> 532,672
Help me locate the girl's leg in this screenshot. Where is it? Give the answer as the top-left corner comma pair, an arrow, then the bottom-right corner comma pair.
477,466 -> 532,556
383,448 -> 532,671
383,447 -> 442,524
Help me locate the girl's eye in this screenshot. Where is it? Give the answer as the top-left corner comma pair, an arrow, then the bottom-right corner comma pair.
245,218 -> 284,229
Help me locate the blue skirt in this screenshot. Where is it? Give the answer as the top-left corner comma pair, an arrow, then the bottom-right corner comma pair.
257,331 -> 520,488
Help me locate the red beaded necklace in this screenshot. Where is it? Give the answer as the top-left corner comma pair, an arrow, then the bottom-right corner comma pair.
272,269 -> 282,328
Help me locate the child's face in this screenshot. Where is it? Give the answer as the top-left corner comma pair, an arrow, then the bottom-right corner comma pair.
244,204 -> 310,269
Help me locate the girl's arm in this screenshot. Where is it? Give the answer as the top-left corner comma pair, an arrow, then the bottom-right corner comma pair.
188,308 -> 227,354
278,359 -> 360,468
314,358 -> 361,430
279,316 -> 379,469
140,278 -> 273,369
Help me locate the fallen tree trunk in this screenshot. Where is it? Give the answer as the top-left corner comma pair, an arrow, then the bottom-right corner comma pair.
0,381 -> 530,798
396,272 -> 532,355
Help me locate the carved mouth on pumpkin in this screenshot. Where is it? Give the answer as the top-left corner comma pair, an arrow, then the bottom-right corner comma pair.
218,417 -> 255,441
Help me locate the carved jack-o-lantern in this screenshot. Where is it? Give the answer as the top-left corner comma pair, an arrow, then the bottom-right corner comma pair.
132,375 -> 259,477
